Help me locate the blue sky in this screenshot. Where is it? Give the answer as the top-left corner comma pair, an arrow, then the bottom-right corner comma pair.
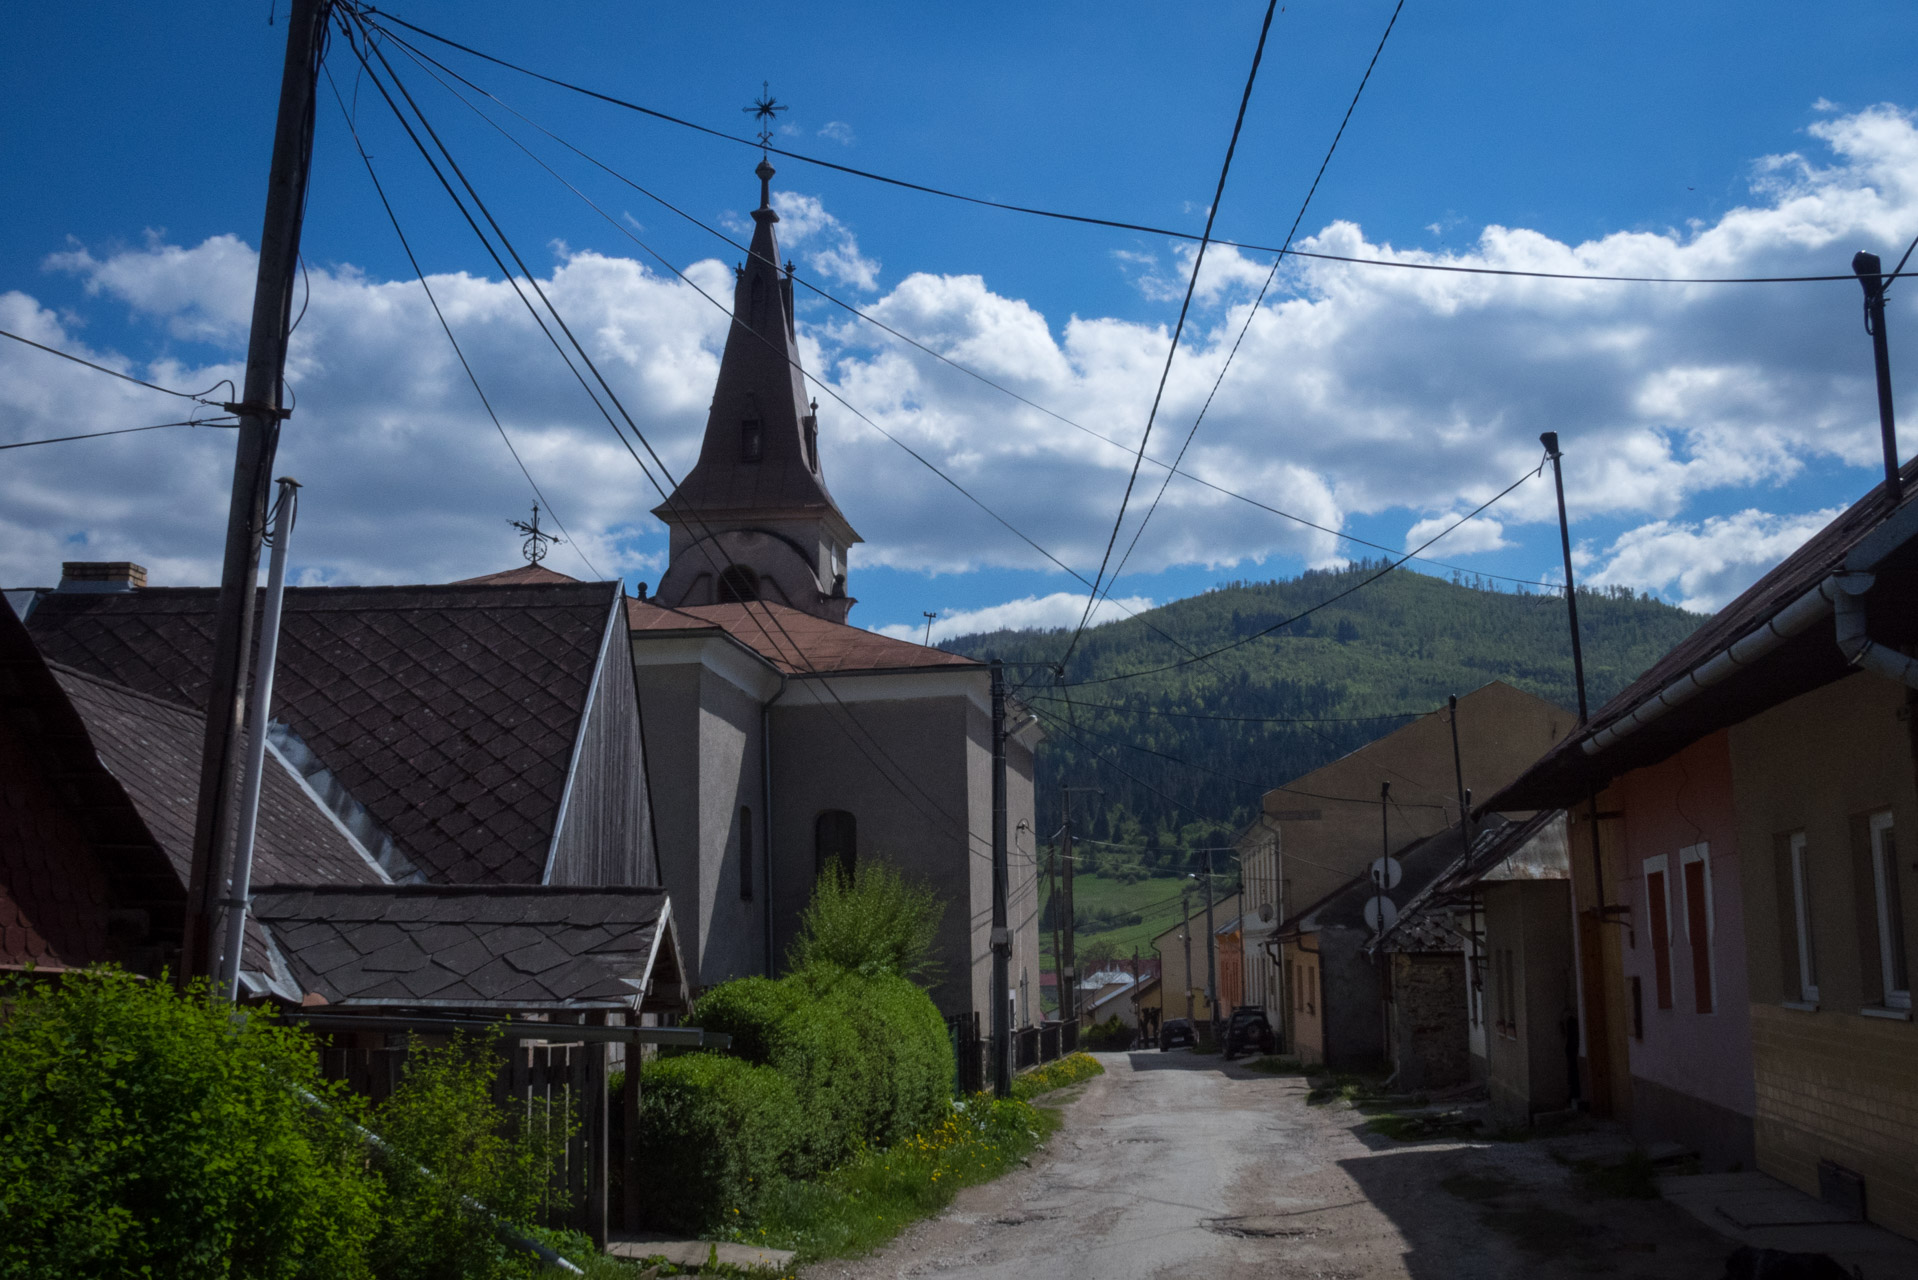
4,1 -> 1918,639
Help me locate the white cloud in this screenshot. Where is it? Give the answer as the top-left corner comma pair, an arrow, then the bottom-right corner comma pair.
5,105 -> 1918,609
818,121 -> 855,146
771,191 -> 879,291
1404,514 -> 1510,556
1585,507 -> 1843,611
874,592 -> 1157,643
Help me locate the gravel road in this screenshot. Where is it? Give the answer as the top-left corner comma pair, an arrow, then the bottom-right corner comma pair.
818,1051 -> 1748,1280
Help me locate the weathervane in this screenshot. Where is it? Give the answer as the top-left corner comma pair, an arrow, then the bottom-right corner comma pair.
510,503 -> 562,566
743,81 -> 787,155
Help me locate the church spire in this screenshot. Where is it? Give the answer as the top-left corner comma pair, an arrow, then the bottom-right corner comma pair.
649,145 -> 861,622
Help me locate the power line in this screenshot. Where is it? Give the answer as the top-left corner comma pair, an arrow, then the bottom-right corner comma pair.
357,8 -> 1903,289
323,64 -> 606,581
1096,0 -> 1407,614
364,19 -> 1569,595
1060,0 -> 1281,670
1062,454 -> 1544,687
0,417 -> 238,451
1027,694 -> 1430,726
0,329 -> 235,406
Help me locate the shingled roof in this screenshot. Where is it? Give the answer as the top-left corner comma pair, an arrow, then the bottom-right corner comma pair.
23,581 -> 623,884
1487,459 -> 1918,811
627,598 -> 979,675
251,884 -> 680,1013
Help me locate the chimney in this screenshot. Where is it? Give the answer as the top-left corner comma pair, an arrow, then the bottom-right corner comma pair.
58,561 -> 147,593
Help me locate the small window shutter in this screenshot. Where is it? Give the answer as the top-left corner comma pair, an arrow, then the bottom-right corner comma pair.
1648,870 -> 1673,1010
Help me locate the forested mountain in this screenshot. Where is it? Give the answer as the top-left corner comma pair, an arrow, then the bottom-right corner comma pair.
942,562 -> 1701,873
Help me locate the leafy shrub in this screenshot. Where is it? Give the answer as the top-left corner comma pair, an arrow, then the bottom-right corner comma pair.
0,968 -> 378,1280
1083,1016 -> 1133,1050
815,970 -> 953,1146
631,1053 -> 800,1235
788,860 -> 944,982
365,1033 -> 575,1280
1011,1052 -> 1104,1100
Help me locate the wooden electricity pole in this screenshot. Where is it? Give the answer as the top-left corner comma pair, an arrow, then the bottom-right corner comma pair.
182,0 -> 333,983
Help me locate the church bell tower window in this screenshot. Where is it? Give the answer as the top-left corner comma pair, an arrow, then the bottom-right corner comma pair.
718,565 -> 760,603
741,419 -> 764,462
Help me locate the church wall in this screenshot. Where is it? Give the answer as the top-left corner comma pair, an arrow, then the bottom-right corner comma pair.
694,665 -> 767,988
770,688 -> 984,1018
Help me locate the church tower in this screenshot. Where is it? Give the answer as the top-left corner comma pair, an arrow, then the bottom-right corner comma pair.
650,159 -> 861,622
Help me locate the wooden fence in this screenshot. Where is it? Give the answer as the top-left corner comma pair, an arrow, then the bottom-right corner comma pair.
946,1013 -> 1081,1094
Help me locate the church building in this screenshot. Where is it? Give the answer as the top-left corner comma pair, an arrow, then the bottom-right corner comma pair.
621,158 -> 1043,1023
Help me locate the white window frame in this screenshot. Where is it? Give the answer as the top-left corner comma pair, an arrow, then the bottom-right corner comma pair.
1678,843 -> 1716,1013
1869,812 -> 1910,1012
1788,832 -> 1818,1005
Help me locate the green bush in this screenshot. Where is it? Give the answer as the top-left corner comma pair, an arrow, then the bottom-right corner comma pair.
1084,1015 -> 1132,1050
788,860 -> 944,982
816,970 -> 953,1147
365,1033 -> 575,1280
0,968 -> 378,1280
1011,1052 -> 1104,1100
631,1053 -> 800,1235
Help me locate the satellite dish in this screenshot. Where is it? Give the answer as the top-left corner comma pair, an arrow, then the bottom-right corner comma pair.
1369,856 -> 1403,891
1258,902 -> 1275,922
1363,896 -> 1400,935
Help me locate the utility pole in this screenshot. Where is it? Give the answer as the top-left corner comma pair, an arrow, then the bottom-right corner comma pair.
1047,843 -> 1063,1022
1448,694 -> 1471,849
1202,847 -> 1219,1041
1181,884 -> 1196,1024
183,0 -> 332,984
1541,430 -> 1615,1115
990,658 -> 1010,1097
1854,251 -> 1902,504
1061,800 -> 1076,1022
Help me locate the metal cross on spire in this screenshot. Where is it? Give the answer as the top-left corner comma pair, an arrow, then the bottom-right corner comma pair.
509,503 -> 562,566
743,81 -> 787,154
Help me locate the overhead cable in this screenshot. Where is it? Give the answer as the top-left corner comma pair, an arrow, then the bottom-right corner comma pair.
355,8 -> 1900,288
0,418 -> 238,451
0,329 -> 236,406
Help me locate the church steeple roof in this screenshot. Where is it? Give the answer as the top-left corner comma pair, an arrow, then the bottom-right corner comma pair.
652,160 -> 856,542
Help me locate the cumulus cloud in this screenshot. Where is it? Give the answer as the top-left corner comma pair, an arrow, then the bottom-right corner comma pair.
1584,507 -> 1843,611
1404,514 -> 1510,556
818,121 -> 855,146
873,592 -> 1157,643
4,105 -> 1917,618
771,191 -> 879,290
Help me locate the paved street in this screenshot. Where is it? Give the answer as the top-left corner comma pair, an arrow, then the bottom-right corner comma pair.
823,1052 -> 1781,1280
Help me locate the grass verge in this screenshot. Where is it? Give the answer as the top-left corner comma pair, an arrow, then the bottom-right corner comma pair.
1012,1052 -> 1104,1100
1241,1055 -> 1305,1075
720,1094 -> 1055,1264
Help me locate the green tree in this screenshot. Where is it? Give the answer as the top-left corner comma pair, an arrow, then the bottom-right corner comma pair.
789,859 -> 945,983
0,968 -> 378,1280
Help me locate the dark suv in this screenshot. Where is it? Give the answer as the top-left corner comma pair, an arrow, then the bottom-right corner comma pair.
1222,1006 -> 1275,1059
1159,1017 -> 1197,1051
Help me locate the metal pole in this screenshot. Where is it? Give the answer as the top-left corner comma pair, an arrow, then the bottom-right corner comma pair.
183,0 -> 332,983
1540,432 -> 1590,725
1048,843 -> 1063,1021
1202,847 -> 1219,1040
1855,251 -> 1902,504
1181,886 -> 1195,1024
215,478 -> 300,1000
1448,694 -> 1472,849
990,659 -> 1011,1097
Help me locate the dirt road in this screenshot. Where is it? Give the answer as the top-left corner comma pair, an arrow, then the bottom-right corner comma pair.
821,1051 -> 1748,1280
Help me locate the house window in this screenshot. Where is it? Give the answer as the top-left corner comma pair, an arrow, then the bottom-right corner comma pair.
1495,948 -> 1518,1040
1646,855 -> 1674,1010
1870,812 -> 1910,1010
1680,844 -> 1715,1014
740,806 -> 754,901
718,565 -> 759,603
815,809 -> 856,880
740,418 -> 764,462
1788,832 -> 1818,1004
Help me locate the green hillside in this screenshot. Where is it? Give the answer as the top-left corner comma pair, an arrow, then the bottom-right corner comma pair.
950,561 -> 1701,868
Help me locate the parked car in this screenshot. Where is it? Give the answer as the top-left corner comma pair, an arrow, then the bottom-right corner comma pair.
1159,1017 -> 1197,1051
1221,1006 -> 1276,1059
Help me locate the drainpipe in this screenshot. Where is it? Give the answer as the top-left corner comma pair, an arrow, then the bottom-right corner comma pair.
760,674 -> 788,977
216,477 -> 299,1001
1834,573 -> 1918,688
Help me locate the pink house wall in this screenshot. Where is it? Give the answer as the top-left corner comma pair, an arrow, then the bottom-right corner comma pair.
1611,731 -> 1755,1167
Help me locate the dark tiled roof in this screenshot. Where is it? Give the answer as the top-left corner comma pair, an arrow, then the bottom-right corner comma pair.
1488,461 -> 1918,811
1283,823 -> 1470,944
453,564 -> 582,587
26,581 -> 622,884
626,598 -> 979,675
252,884 -> 673,1012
